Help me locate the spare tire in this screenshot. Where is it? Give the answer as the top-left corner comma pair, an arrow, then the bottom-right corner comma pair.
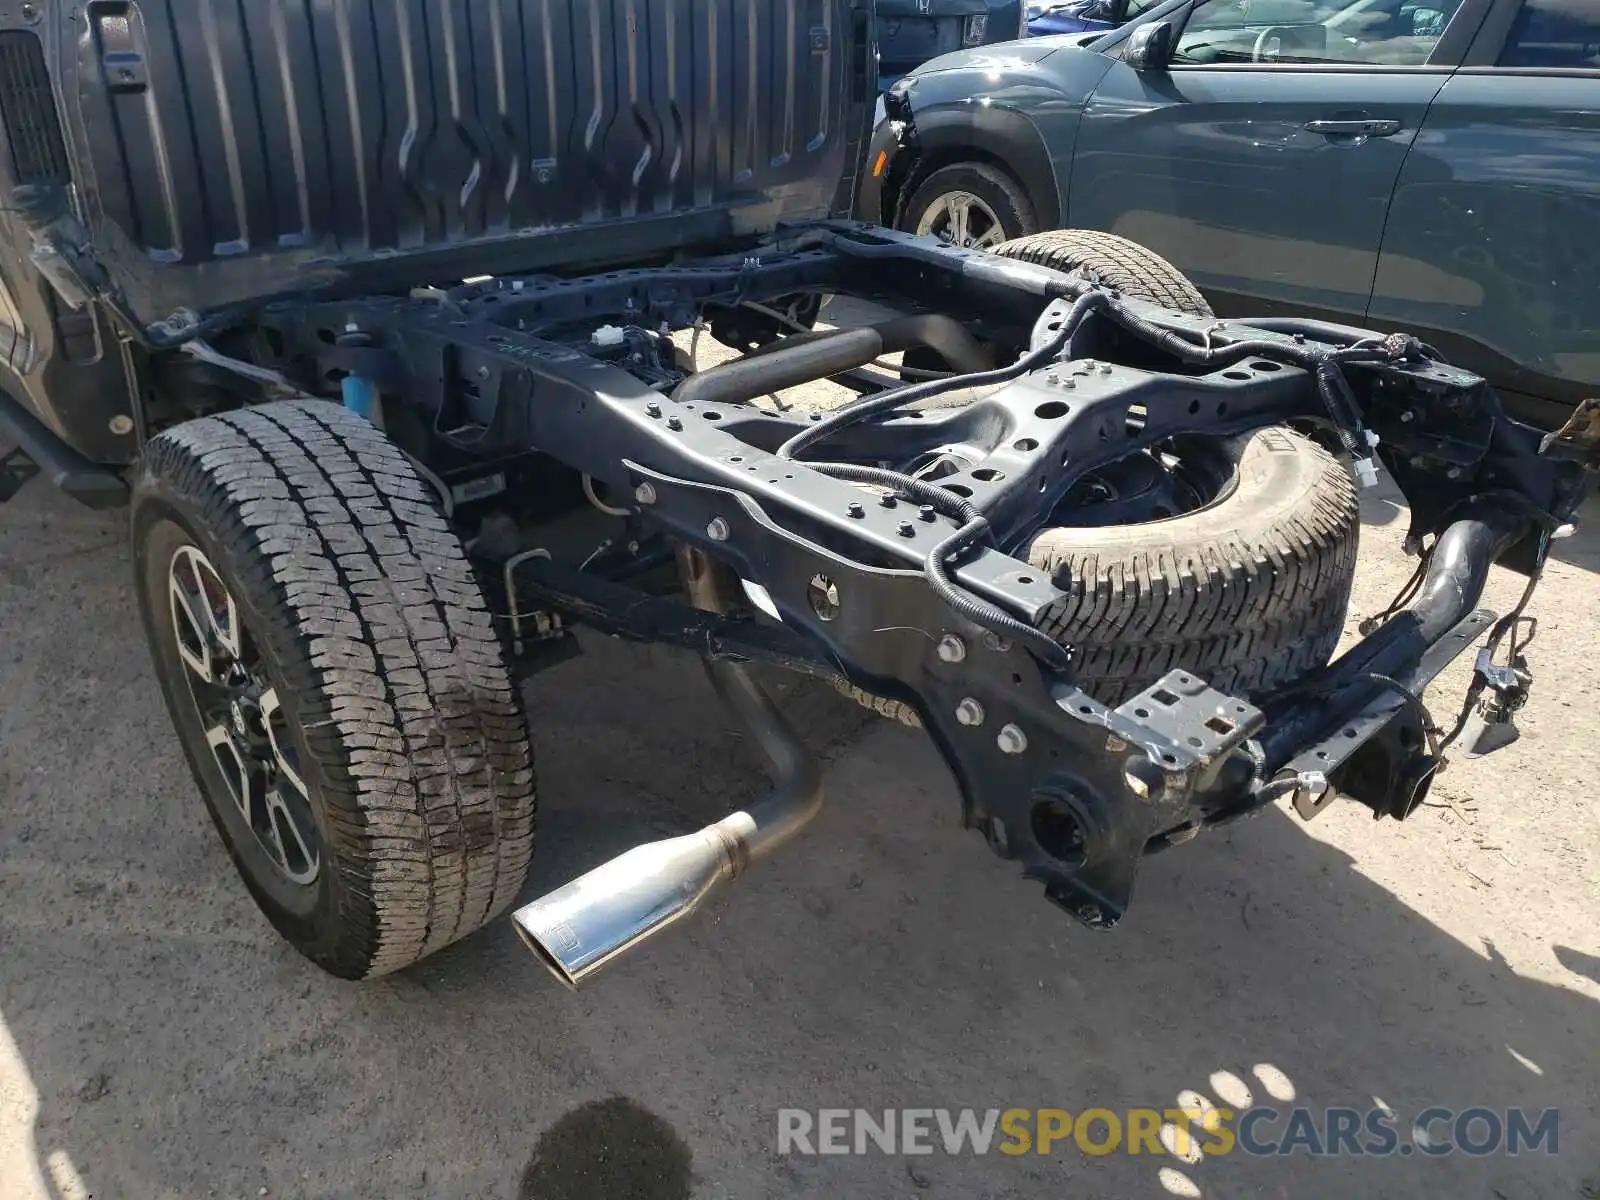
830,426 -> 1358,716
1027,426 -> 1359,705
811,231 -> 1358,714
990,229 -> 1213,317
984,232 -> 1356,702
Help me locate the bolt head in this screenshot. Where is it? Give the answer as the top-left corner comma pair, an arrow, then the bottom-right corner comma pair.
634,482 -> 657,505
878,493 -> 898,508
897,521 -> 916,538
707,517 -> 731,542
847,502 -> 865,519
937,634 -> 967,664
918,505 -> 938,522
667,416 -> 683,431
645,401 -> 662,418
956,698 -> 985,727
108,415 -> 134,436
997,724 -> 1028,755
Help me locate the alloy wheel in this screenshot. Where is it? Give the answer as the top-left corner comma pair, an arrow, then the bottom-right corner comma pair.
915,190 -> 1008,250
168,545 -> 320,886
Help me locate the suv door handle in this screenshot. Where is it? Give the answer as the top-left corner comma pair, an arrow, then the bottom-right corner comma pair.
1304,118 -> 1402,137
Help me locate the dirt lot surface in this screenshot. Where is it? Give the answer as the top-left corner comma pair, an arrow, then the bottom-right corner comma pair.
1,345 -> 1597,1198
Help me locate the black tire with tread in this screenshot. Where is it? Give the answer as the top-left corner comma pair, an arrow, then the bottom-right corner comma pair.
132,400 -> 536,980
987,233 -> 1356,701
1027,426 -> 1359,706
992,229 -> 1213,318
900,163 -> 1038,244
830,231 -> 1354,714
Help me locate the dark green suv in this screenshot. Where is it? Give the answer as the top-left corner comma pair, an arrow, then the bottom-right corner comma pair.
862,0 -> 1600,426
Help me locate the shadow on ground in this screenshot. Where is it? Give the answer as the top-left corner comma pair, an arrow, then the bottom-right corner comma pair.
2,482 -> 1597,1200
1552,492 -> 1600,575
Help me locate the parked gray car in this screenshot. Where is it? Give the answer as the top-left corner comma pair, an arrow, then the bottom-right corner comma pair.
859,0 -> 1600,426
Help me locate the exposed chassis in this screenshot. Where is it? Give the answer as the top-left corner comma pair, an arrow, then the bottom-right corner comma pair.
244,222 -> 1590,936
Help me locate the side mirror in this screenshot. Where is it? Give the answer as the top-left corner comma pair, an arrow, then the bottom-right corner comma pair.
1124,20 -> 1176,70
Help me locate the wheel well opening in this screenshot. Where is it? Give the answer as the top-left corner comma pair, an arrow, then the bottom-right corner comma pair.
887,148 -> 1032,231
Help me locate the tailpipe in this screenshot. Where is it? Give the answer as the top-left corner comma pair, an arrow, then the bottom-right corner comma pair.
511,549 -> 824,987
512,811 -> 760,987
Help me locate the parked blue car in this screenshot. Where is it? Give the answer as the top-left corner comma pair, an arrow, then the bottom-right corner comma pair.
1027,0 -> 1157,35
862,0 -> 1600,427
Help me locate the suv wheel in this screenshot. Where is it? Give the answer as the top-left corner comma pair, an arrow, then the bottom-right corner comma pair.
901,163 -> 1038,249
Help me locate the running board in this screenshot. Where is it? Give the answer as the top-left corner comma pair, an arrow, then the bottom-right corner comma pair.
0,389 -> 127,507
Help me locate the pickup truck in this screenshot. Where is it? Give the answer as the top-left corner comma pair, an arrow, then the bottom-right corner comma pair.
0,0 -> 1589,986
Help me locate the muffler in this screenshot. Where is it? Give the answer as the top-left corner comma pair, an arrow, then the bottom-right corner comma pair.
511,549 -> 824,987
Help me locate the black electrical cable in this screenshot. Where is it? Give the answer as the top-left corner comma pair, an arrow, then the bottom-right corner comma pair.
1431,540 -> 1548,753
1366,672 -> 1443,758
1362,539 -> 1434,632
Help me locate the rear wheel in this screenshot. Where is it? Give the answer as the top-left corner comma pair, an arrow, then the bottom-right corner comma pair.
133,401 -> 537,979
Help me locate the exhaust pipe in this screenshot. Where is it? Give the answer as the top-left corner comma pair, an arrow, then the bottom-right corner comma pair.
511,549 -> 824,987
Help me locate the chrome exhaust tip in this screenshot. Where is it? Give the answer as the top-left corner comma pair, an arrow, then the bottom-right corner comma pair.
513,546 -> 824,988
511,821 -> 748,988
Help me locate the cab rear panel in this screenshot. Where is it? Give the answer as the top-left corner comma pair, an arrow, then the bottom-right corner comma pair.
0,0 -> 876,457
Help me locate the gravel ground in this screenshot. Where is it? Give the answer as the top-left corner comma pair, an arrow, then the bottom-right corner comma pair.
1,359 -> 1596,1199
